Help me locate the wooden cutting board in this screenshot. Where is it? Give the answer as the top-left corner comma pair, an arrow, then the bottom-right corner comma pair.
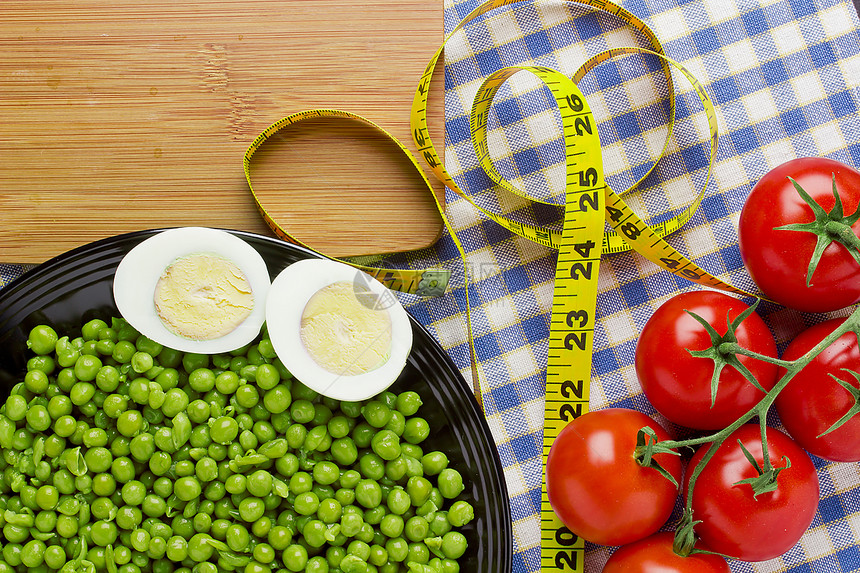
0,1 -> 446,264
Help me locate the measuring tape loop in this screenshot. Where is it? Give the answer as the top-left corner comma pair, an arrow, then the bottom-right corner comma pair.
411,0 -> 679,248
244,109 -> 454,298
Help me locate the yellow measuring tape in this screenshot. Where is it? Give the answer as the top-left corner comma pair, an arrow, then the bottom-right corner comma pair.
244,1 -> 764,571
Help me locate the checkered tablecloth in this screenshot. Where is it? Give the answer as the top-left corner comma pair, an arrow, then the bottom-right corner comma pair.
3,0 -> 860,572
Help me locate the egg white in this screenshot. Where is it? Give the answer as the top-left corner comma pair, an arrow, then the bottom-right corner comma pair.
266,258 -> 413,401
113,227 -> 271,354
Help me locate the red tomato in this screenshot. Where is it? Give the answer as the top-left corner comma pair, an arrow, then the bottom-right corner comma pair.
738,157 -> 860,312
546,408 -> 682,546
775,318 -> 860,462
635,291 -> 779,430
684,424 -> 819,562
602,532 -> 730,573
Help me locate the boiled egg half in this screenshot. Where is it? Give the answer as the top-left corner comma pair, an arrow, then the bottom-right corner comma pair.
113,227 -> 271,353
266,259 -> 413,401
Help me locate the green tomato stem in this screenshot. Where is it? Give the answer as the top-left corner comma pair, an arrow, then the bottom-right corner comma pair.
657,303 -> 860,535
717,342 -> 794,368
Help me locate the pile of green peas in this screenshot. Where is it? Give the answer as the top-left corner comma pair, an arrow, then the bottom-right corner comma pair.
0,317 -> 475,573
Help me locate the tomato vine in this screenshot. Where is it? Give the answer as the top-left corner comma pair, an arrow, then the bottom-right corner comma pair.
636,301 -> 860,559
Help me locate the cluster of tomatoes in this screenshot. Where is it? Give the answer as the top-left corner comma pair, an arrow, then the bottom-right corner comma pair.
546,157 -> 860,572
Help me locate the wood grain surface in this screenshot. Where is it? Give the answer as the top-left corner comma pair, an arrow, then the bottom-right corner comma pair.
1,1 -> 445,263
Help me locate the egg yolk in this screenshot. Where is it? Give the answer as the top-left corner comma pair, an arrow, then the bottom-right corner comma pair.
300,281 -> 392,376
154,253 -> 254,340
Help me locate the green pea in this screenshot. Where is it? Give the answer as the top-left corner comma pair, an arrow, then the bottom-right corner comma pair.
175,476 -> 202,501
421,451 -> 449,476
371,429 -> 402,461
352,422 -> 376,449
385,410 -> 406,436
440,531 -> 467,559
404,515 -> 430,542
263,384 -> 292,414
165,535 -> 188,562
226,523 -> 250,552
82,319 -> 108,341
355,479 -> 382,509
403,417 -> 430,444
225,474 -> 247,495
215,370 -> 240,395
362,401 -> 392,428
407,542 -> 430,564
255,363 -> 281,390
238,497 -> 265,522
117,505 -> 143,531
162,388 -> 190,418
282,543 -> 308,572
290,400 -> 315,424
34,484 -> 59,510
91,519 -> 119,546
4,395 -> 27,422
379,513 -> 405,538
131,351 -> 154,374
407,476 -> 433,507
247,470 -> 274,497
210,416 -> 239,445
142,493 -> 167,518
196,456 -> 219,482
129,433 -> 156,462
234,384 -> 260,409
21,539 -> 46,568
316,497 -> 342,524
121,480 -> 147,506
25,404 -> 51,432
111,339 -> 135,363
395,391 -> 423,416
339,554 -> 368,573
358,453 -> 385,481
96,365 -> 121,392
302,518 -> 327,548
387,487 -> 411,515
27,324 -> 59,355
437,468 -> 465,499
305,555 -> 330,573
275,453 -> 299,478
267,525 -> 293,550
24,369 -> 50,394
74,354 -> 103,382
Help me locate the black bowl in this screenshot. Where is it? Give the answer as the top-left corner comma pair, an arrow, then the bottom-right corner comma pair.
0,229 -> 512,572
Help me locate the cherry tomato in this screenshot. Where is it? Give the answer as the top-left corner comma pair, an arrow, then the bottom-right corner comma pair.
546,408 -> 681,546
738,157 -> 860,312
602,532 -> 730,573
635,291 -> 778,430
684,424 -> 819,562
775,318 -> 860,462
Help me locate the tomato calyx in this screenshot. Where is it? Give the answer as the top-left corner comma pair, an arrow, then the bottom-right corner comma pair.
684,301 -> 768,405
733,429 -> 792,499
634,426 -> 682,487
819,369 -> 860,438
775,175 -> 860,287
672,509 -> 701,557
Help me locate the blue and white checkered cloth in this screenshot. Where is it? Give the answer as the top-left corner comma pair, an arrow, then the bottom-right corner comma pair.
3,1 -> 860,571
405,0 -> 860,571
